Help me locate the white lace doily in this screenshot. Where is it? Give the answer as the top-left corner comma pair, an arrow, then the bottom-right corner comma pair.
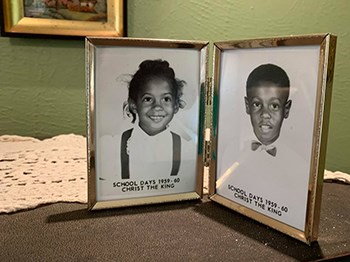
0,134 -> 347,214
0,134 -> 87,213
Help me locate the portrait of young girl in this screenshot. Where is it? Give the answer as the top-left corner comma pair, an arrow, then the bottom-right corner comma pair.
93,47 -> 202,202
121,59 -> 187,180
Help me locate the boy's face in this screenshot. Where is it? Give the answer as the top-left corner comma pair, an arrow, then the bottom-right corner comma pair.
245,84 -> 292,145
130,78 -> 178,136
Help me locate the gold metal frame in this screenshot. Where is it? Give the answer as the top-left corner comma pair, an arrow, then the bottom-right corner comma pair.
2,0 -> 124,37
209,34 -> 337,244
86,37 -> 208,210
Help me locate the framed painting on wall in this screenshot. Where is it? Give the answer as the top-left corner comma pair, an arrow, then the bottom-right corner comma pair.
1,0 -> 124,37
86,37 -> 208,210
208,34 -> 337,244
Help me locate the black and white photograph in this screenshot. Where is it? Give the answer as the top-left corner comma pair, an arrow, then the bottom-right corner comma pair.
210,34 -> 337,243
86,38 -> 208,209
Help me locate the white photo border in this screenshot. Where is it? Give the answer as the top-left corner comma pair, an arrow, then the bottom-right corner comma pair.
209,34 -> 337,244
86,37 -> 208,210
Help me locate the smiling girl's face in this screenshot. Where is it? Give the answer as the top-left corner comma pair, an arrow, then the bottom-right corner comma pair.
130,77 -> 178,136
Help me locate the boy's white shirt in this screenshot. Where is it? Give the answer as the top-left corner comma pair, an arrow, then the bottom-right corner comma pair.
216,130 -> 310,231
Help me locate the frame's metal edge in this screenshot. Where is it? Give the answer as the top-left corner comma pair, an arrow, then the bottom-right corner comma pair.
87,37 -> 209,49
208,44 -> 222,197
86,38 -> 97,210
214,33 -> 328,50
90,192 -> 201,211
196,42 -> 210,197
306,33 -> 337,242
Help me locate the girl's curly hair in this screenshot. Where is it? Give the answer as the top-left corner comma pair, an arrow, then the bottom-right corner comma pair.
124,59 -> 186,123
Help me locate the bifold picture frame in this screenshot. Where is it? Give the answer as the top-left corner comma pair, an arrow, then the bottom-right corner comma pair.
209,34 -> 337,244
86,37 -> 208,210
86,34 -> 337,244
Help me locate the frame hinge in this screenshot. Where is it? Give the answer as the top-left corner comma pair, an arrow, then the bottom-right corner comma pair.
206,77 -> 213,106
204,128 -> 211,167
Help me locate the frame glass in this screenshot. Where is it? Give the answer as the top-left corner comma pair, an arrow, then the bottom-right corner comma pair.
209,34 -> 337,244
2,0 -> 124,37
86,37 -> 208,210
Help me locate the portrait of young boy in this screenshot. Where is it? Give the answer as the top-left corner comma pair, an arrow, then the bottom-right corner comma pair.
244,63 -> 292,156
215,44 -> 322,231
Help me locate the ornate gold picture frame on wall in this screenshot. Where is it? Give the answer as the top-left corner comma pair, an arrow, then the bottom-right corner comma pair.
2,0 -> 124,37
208,34 -> 337,244
86,37 -> 208,210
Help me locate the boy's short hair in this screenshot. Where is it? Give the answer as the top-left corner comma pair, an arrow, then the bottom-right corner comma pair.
246,63 -> 290,94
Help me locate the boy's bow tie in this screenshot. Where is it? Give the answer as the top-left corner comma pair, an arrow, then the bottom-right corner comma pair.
251,141 -> 277,157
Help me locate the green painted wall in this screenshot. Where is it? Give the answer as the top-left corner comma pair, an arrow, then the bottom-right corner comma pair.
0,38 -> 85,138
0,0 -> 349,173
